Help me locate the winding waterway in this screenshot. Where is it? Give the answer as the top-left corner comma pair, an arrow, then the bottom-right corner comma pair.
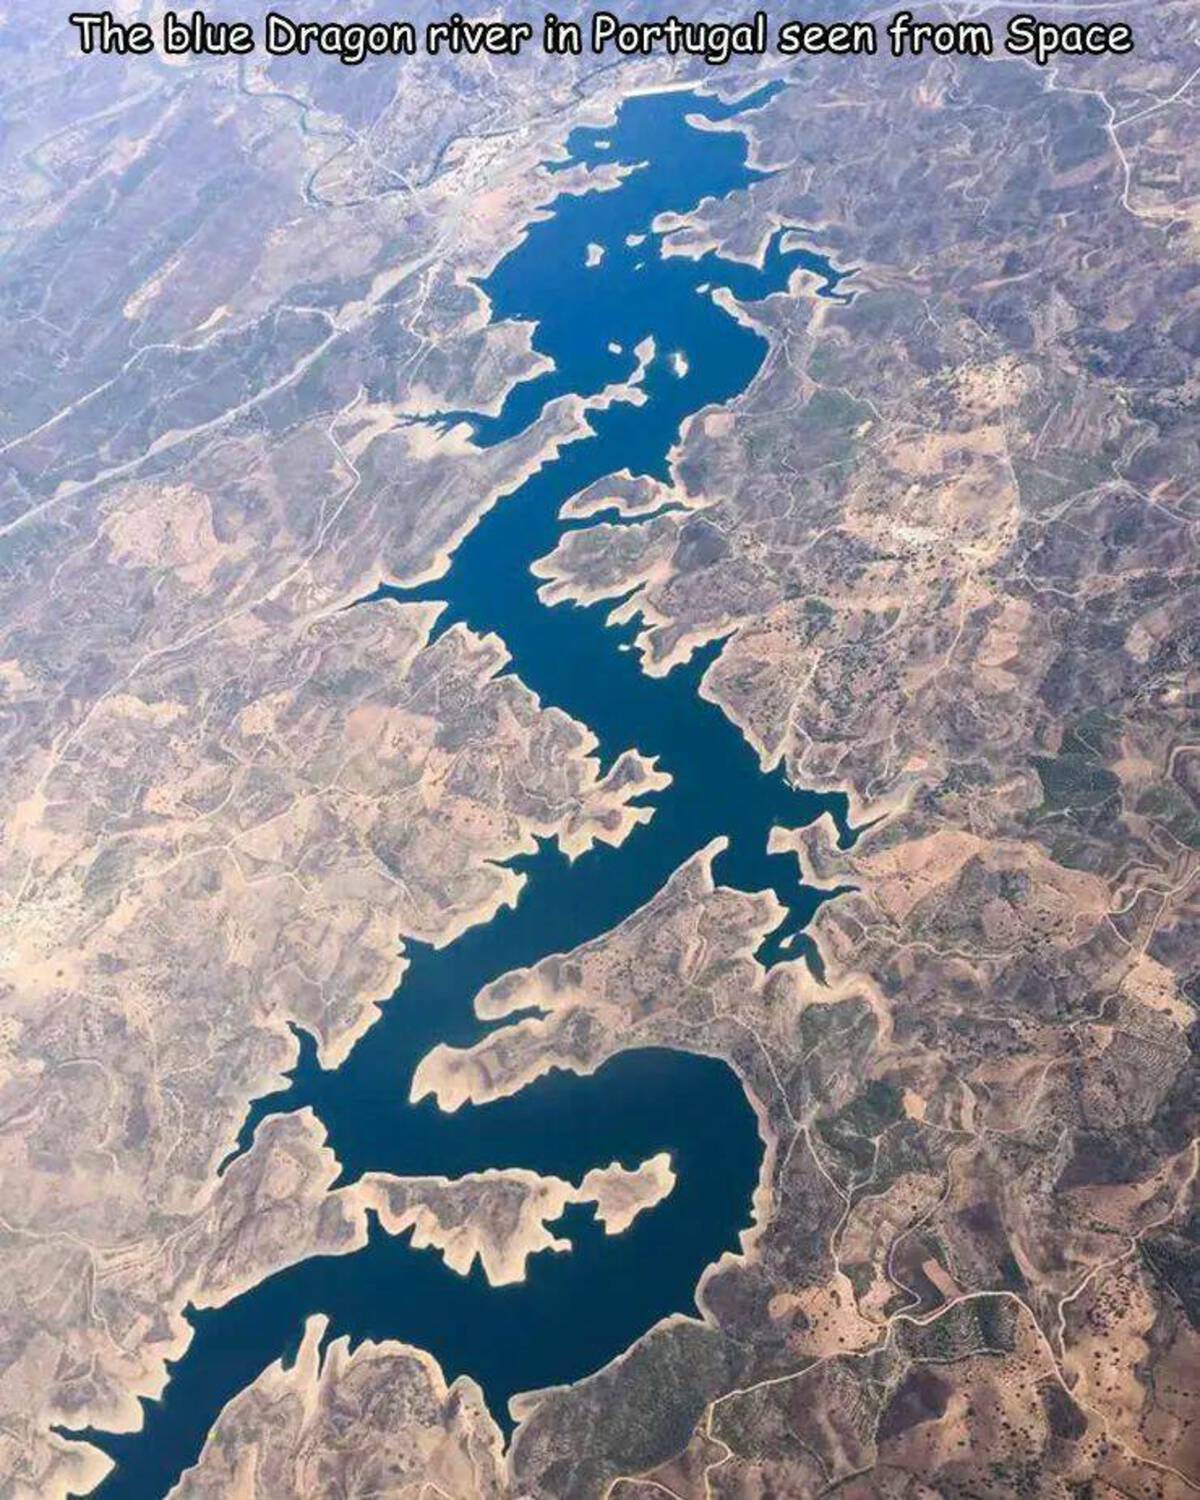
81,86 -> 851,1497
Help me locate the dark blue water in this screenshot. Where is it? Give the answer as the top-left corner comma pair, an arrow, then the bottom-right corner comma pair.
75,88 -> 853,1496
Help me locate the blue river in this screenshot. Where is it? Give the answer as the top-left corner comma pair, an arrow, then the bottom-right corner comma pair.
77,86 -> 852,1496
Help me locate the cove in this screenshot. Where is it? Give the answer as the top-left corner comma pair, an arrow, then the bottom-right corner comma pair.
77,86 -> 853,1497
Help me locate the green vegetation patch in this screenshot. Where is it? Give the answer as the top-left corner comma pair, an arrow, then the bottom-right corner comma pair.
1135,782 -> 1200,850
1032,753 -> 1120,814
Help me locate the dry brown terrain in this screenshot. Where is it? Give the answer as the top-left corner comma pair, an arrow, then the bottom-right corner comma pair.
0,9 -> 684,1493
484,8 -> 1200,1494
1,1 -> 1198,1497
170,1313 -> 508,1500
